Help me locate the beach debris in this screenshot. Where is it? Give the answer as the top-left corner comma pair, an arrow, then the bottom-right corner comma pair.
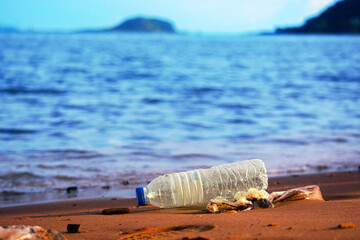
206,188 -> 273,213
268,185 -> 323,203
0,225 -> 67,240
102,208 -> 130,215
66,224 -> 80,233
207,185 -> 323,213
287,226 -> 295,230
337,222 -> 355,229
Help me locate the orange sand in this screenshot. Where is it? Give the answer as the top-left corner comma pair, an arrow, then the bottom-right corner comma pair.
1,171 -> 359,239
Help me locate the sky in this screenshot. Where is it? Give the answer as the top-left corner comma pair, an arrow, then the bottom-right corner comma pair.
0,0 -> 340,33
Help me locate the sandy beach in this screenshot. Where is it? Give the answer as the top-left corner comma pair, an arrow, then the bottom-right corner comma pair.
1,171 -> 359,240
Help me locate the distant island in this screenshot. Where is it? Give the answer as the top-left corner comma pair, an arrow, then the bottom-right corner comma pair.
0,17 -> 176,34
109,17 -> 176,33
78,17 -> 176,34
276,0 -> 360,34
0,25 -> 18,33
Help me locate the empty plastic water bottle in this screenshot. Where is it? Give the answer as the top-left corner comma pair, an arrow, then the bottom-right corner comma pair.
136,159 -> 268,208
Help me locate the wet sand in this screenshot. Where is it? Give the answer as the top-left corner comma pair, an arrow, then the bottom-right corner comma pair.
1,171 -> 359,239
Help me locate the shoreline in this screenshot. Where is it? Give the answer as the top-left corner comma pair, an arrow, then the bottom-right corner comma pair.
0,168 -> 358,208
1,171 -> 360,239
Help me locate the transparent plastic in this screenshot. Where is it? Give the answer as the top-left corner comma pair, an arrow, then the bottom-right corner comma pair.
139,159 -> 268,208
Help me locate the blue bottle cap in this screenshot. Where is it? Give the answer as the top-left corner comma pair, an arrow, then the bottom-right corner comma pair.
136,187 -> 146,205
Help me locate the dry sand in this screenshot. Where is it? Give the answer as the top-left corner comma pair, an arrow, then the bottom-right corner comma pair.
1,171 -> 359,239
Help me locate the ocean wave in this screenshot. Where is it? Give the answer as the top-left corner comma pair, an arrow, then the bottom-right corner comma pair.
0,128 -> 38,134
45,150 -> 105,159
172,153 -> 219,160
0,87 -> 65,95
227,119 -> 256,124
185,87 -> 223,95
142,98 -> 163,104
36,164 -> 69,169
121,70 -> 157,80
267,138 -> 309,145
0,172 -> 43,181
218,103 -> 254,110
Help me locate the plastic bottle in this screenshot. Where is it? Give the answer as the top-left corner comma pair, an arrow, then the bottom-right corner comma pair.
136,159 -> 268,208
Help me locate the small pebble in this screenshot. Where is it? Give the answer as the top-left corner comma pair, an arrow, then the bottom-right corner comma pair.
273,181 -> 279,185
67,224 -> 80,233
101,208 -> 130,215
338,222 -> 355,229
267,223 -> 279,227
287,226 -> 295,230
66,186 -> 78,193
122,180 -> 129,185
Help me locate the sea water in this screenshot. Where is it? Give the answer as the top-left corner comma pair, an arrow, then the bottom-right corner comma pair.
0,33 -> 359,206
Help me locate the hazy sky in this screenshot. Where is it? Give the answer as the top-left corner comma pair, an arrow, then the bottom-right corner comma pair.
0,0 -> 339,33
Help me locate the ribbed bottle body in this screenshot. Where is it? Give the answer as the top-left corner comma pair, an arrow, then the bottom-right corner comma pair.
144,159 -> 267,208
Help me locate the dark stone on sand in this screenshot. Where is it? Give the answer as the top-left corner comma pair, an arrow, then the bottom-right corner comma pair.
67,224 -> 80,233
101,185 -> 110,190
66,186 -> 78,193
122,179 -> 129,185
101,208 -> 130,215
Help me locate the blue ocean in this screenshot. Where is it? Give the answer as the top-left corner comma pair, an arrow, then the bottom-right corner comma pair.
0,33 -> 359,206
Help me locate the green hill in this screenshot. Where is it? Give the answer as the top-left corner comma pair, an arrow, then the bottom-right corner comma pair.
110,17 -> 176,33
277,0 -> 360,34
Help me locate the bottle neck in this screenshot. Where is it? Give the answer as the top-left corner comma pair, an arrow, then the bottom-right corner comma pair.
136,187 -> 148,205
143,187 -> 149,204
